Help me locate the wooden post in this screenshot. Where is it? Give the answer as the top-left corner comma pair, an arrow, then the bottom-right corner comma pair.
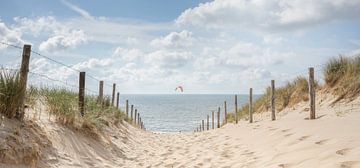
224,101 -> 227,124
249,88 -> 253,123
111,83 -> 116,106
217,107 -> 220,128
235,95 -> 238,124
79,72 -> 86,117
134,109 -> 137,124
212,111 -> 214,129
126,100 -> 129,117
98,81 -> 104,104
199,124 -> 202,132
137,113 -> 140,126
131,105 -> 134,121
17,44 -> 31,120
271,80 -> 276,121
202,120 -> 204,131
116,92 -> 120,109
309,67 -> 316,119
207,115 -> 209,130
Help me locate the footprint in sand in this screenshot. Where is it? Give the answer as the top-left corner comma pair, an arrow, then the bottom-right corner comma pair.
281,129 -> 290,133
339,161 -> 360,168
284,133 -> 293,137
315,139 -> 329,145
298,135 -> 311,141
278,163 -> 292,168
336,148 -> 351,156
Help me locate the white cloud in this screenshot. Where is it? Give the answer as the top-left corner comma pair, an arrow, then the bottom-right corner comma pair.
194,41 -> 293,69
350,39 -> 360,46
13,16 -> 61,36
0,21 -> 23,50
176,0 -> 360,31
263,35 -> 285,45
150,30 -> 194,48
73,58 -> 113,70
39,29 -> 87,52
146,50 -> 193,68
113,47 -> 144,62
61,0 -> 94,20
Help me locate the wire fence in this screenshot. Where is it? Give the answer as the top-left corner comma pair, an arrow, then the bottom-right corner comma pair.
0,42 -> 146,130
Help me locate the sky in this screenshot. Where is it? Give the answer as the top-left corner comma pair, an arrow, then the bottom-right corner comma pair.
1,0 -> 360,94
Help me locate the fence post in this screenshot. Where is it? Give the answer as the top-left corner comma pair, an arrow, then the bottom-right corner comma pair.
79,72 -> 86,117
131,105 -> 134,121
217,107 -> 220,128
137,113 -> 140,126
17,44 -> 31,120
199,124 -> 201,132
134,109 -> 137,124
271,80 -> 276,121
202,120 -> 204,131
309,67 -> 316,119
126,100 -> 129,117
224,101 -> 227,124
212,111 -> 214,129
249,88 -> 253,123
98,81 -> 104,104
111,83 -> 116,106
207,115 -> 209,130
235,95 -> 238,124
116,92 -> 120,109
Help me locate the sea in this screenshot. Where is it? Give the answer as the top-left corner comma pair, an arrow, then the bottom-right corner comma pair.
119,94 -> 254,133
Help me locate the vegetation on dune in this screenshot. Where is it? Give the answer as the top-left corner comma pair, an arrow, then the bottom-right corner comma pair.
227,76 -> 317,122
324,54 -> 360,101
0,69 -> 22,119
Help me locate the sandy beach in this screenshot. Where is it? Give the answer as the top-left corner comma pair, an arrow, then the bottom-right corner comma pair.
1,92 -> 359,168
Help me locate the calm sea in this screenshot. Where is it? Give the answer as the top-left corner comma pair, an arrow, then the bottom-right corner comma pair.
119,94 -> 254,133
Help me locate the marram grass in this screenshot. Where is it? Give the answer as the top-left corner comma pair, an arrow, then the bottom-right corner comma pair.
0,69 -> 22,119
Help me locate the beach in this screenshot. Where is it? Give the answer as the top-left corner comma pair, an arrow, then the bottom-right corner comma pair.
1,92 -> 359,168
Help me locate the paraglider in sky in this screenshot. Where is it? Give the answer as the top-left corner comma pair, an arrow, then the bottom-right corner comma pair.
175,86 -> 183,92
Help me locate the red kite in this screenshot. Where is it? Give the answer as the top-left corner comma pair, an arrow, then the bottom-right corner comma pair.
175,86 -> 183,92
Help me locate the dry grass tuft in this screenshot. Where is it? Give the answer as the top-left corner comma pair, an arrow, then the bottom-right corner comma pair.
324,54 -> 360,101
0,69 -> 23,119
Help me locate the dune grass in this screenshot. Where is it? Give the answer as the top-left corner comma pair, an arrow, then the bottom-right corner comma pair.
38,87 -> 126,136
324,54 -> 360,101
0,69 -> 23,119
227,76 -> 315,122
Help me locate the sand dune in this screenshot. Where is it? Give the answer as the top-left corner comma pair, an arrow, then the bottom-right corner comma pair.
1,93 -> 360,168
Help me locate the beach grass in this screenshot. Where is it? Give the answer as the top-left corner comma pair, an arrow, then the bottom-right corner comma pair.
227,76 -> 317,122
324,54 -> 360,101
0,69 -> 22,119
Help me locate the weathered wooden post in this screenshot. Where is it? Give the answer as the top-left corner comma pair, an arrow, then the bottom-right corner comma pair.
202,120 -> 204,131
309,67 -> 316,119
217,107 -> 220,128
137,113 -> 140,126
79,72 -> 86,117
212,111 -> 214,129
116,92 -> 120,109
134,109 -> 137,124
17,44 -> 31,120
235,95 -> 238,124
249,88 -> 253,123
206,115 -> 209,130
199,124 -> 202,132
271,80 -> 276,121
125,100 -> 129,117
224,101 -> 227,124
98,81 -> 104,104
111,83 -> 116,106
131,105 -> 134,121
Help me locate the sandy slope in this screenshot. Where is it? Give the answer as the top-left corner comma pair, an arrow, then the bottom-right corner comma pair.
1,93 -> 360,168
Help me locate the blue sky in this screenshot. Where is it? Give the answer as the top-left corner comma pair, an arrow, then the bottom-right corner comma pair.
1,0 -> 360,94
